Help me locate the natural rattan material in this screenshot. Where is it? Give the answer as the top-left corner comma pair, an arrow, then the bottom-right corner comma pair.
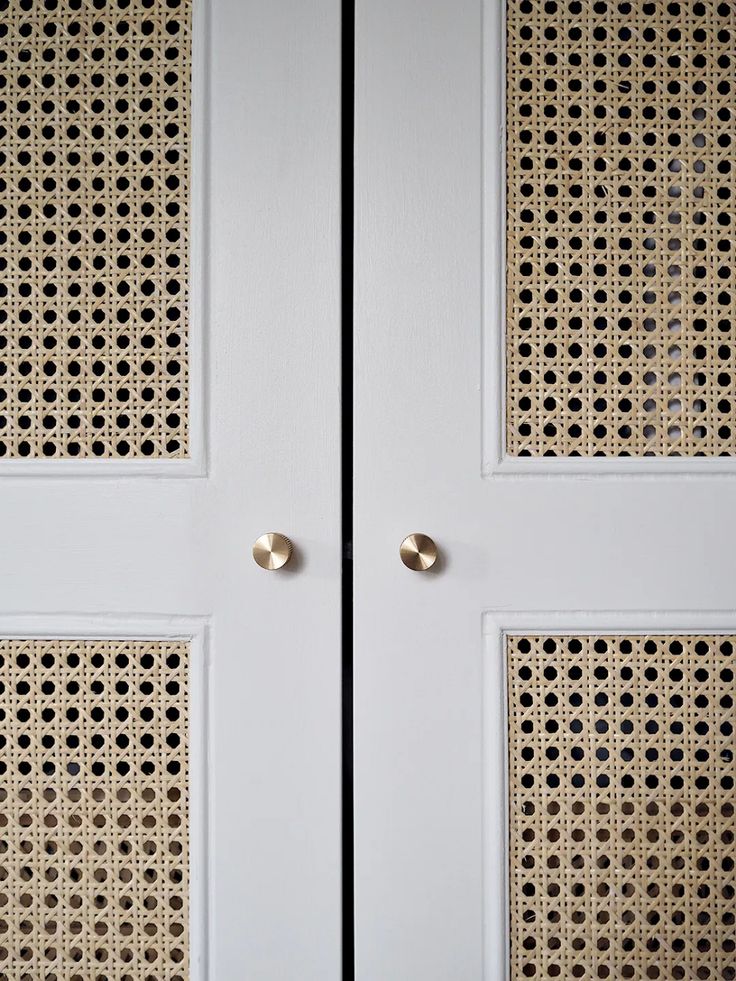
507,634 -> 736,981
506,2 -> 736,457
0,639 -> 189,979
0,0 -> 191,458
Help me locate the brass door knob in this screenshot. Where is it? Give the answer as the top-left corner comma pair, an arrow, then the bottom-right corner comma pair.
252,533 -> 293,570
399,533 -> 438,572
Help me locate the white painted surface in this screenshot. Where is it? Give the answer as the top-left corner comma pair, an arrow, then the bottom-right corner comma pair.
0,1 -> 342,978
353,1 -> 736,977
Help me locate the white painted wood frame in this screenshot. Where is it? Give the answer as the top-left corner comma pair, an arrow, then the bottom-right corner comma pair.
0,0 -> 343,977
353,1 -> 736,978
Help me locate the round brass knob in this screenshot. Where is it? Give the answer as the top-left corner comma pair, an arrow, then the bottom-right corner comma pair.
399,533 -> 438,572
252,533 -> 293,570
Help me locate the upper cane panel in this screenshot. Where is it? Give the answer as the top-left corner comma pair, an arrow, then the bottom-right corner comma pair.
0,0 -> 191,459
506,0 -> 736,457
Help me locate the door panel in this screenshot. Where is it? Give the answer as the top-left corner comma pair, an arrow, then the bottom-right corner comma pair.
506,631 -> 733,981
0,1 -> 342,978
0,636 -> 192,979
1,0 -> 191,462
354,1 -> 736,978
499,0 -> 736,474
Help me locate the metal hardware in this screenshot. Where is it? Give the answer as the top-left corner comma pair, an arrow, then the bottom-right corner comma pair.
399,533 -> 438,572
253,533 -> 293,570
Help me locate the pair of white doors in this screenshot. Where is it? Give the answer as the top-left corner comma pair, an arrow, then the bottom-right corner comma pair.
2,0 -> 734,979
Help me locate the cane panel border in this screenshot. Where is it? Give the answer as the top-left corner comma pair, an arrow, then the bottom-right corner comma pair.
507,633 -> 736,980
506,1 -> 736,458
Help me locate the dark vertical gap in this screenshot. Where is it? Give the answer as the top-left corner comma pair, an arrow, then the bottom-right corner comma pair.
341,0 -> 355,978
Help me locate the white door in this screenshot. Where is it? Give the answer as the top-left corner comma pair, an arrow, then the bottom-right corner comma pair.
0,1 -> 341,979
355,1 -> 736,979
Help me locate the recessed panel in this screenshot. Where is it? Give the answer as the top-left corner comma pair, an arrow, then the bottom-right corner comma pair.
506,2 -> 735,458
508,633 -> 735,981
0,638 -> 189,978
0,0 -> 191,458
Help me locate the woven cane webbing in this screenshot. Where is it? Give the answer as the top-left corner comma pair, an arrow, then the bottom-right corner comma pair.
0,0 -> 191,458
507,634 -> 736,980
506,2 -> 736,457
0,639 -> 189,980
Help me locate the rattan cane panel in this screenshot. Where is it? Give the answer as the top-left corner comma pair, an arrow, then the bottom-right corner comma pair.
507,634 -> 736,981
0,0 -> 191,459
506,2 -> 736,457
0,639 -> 189,979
